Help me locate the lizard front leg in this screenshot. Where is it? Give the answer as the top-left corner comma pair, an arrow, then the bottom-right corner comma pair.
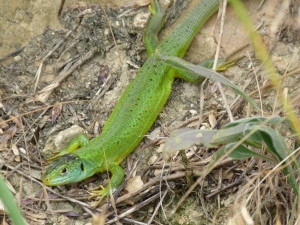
49,134 -> 90,160
91,164 -> 125,200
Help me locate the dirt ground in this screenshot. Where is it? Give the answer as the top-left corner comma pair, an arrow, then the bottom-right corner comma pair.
0,0 -> 299,224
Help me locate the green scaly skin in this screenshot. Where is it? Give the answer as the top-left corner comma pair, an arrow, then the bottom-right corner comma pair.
42,0 -> 223,197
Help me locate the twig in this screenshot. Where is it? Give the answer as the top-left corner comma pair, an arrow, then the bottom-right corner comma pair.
103,157 -> 235,214
29,49 -> 97,103
32,26 -> 79,92
147,190 -> 168,225
58,0 -> 66,17
0,47 -> 24,63
101,172 -> 185,209
199,180 -> 211,221
158,163 -> 168,220
246,147 -> 300,204
122,218 -> 147,225
208,176 -> 243,198
113,150 -> 144,198
257,0 -> 266,10
197,79 -> 209,128
247,52 -> 264,116
173,113 -> 209,131
217,82 -> 234,121
88,74 -> 118,109
213,0 -> 234,122
207,158 -> 256,198
107,193 -> 161,224
151,156 -> 234,170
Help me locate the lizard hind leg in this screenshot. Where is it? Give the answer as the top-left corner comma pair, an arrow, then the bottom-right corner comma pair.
89,164 -> 125,201
144,0 -> 167,56
174,58 -> 238,83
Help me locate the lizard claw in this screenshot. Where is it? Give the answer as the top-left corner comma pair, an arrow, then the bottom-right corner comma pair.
89,185 -> 110,200
89,185 -> 114,207
149,0 -> 162,15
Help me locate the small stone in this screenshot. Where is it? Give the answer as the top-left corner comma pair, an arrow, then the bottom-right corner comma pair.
42,125 -> 86,157
147,154 -> 159,165
14,55 -> 21,61
189,109 -> 197,115
133,12 -> 151,29
124,176 -> 144,193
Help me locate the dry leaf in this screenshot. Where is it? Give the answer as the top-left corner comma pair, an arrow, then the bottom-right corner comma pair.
51,103 -> 63,123
14,156 -> 21,162
0,118 -> 8,129
0,126 -> 17,144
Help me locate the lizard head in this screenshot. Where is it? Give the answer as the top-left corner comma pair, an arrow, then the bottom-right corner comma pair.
42,154 -> 92,185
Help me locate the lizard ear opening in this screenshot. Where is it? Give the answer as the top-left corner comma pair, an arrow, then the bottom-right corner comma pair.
80,163 -> 85,172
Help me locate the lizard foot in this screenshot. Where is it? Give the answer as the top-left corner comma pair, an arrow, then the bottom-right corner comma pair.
89,185 -> 113,207
89,185 -> 111,200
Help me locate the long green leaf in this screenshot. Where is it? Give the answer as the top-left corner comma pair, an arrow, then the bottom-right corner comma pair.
211,123 -> 247,144
163,128 -> 216,154
244,125 -> 299,195
225,143 -> 275,162
246,125 -> 288,161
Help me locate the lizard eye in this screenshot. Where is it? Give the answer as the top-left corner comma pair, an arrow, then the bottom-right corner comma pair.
80,163 -> 85,172
61,168 -> 67,174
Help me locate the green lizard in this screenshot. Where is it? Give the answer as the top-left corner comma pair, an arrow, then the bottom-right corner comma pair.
42,0 -> 232,196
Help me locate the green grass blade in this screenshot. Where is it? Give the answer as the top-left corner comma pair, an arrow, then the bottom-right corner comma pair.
0,175 -> 27,225
282,166 -> 299,196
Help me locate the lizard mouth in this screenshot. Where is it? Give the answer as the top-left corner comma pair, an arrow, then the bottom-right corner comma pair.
42,176 -> 54,186
42,173 -> 73,186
